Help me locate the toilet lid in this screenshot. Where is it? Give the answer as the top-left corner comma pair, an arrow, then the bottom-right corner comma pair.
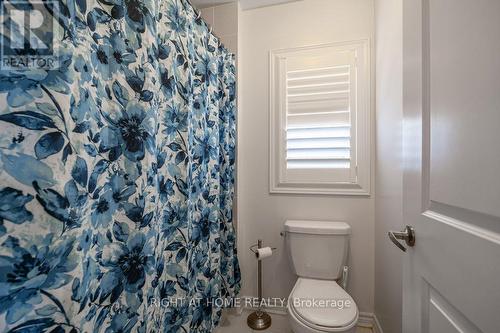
289,278 -> 358,328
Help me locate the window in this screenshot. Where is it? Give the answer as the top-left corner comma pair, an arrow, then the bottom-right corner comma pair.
270,40 -> 371,195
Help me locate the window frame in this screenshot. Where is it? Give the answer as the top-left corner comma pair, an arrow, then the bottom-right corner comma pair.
269,40 -> 371,196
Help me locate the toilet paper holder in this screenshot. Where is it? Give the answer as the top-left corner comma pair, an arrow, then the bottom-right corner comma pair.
247,239 -> 274,330
249,243 -> 277,255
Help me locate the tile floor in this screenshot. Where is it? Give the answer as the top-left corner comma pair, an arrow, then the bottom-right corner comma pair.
215,309 -> 373,333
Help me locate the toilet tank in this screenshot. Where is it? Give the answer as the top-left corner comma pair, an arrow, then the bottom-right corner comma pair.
284,220 -> 350,280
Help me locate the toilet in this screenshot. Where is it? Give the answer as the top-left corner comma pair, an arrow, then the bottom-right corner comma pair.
284,220 -> 359,333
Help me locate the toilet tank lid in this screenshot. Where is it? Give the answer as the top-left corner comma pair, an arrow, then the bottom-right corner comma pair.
284,220 -> 351,235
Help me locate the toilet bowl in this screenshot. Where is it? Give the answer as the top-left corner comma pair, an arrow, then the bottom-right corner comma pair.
284,220 -> 358,333
287,278 -> 358,333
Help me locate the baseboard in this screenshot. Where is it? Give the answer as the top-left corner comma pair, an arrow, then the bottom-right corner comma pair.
358,312 -> 384,332
357,312 -> 374,328
372,313 -> 384,333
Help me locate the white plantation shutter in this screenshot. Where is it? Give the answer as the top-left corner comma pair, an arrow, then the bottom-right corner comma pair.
270,41 -> 370,195
286,65 -> 352,170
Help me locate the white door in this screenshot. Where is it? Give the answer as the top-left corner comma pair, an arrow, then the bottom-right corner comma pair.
398,0 -> 500,332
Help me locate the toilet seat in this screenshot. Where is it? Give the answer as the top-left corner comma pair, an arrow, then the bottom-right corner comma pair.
288,278 -> 358,332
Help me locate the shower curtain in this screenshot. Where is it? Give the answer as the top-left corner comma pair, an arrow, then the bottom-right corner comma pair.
0,0 -> 240,332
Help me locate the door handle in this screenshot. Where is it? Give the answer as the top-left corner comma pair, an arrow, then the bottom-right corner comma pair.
388,226 -> 415,252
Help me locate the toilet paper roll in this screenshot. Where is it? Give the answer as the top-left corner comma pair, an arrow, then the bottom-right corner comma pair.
255,247 -> 273,260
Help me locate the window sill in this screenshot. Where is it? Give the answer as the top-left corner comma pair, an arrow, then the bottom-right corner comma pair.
269,182 -> 371,196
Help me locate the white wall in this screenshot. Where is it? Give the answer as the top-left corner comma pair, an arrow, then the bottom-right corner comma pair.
237,0 -> 375,313
374,0 -> 403,331
200,2 -> 238,54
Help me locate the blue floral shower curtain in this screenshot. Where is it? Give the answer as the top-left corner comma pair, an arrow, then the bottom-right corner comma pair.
0,0 -> 240,331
